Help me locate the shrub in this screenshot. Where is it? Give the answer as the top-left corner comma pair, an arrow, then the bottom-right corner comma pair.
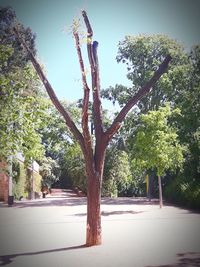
164,175 -> 200,209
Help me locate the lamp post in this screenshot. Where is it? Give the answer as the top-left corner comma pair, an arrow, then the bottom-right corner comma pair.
7,155 -> 14,206
7,120 -> 14,206
31,159 -> 35,199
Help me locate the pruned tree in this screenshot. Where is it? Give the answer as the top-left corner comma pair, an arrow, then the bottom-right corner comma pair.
14,10 -> 171,246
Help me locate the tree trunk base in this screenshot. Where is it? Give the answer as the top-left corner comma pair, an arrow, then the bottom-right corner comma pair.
86,223 -> 102,247
86,240 -> 102,247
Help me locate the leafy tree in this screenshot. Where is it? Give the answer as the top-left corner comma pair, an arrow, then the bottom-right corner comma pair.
102,35 -> 199,208
0,44 -> 46,163
178,45 -> 200,180
15,11 -> 171,246
163,45 -> 200,209
0,6 -> 36,72
134,104 -> 185,208
102,35 -> 189,112
0,6 -> 46,165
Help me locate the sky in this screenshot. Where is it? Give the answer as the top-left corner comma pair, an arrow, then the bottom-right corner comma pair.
1,0 -> 200,110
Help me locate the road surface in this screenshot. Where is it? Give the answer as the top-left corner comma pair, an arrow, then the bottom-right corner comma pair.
0,189 -> 199,267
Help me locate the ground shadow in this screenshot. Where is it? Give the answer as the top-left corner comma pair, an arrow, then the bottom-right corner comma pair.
145,252 -> 200,267
101,197 -> 160,206
0,197 -> 87,208
74,210 -> 144,217
102,210 -> 144,216
0,195 -> 175,209
0,196 -> 160,209
0,245 -> 86,266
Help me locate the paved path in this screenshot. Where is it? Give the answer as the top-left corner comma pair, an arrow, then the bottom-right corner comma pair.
0,189 -> 200,267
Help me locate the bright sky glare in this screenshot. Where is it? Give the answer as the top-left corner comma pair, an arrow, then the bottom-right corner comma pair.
1,0 -> 200,110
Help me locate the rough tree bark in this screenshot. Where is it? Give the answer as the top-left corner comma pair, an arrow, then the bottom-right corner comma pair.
14,10 -> 171,246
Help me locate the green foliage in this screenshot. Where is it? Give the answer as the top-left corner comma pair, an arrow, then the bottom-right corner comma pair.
129,158 -> 147,196
102,35 -> 199,208
134,104 -> 185,177
62,142 -> 86,191
176,45 -> 200,179
164,174 -> 200,209
40,101 -> 80,159
103,148 -> 132,197
40,157 -> 60,188
0,44 -> 47,163
102,34 -> 190,111
163,45 -> 200,209
0,7 -> 48,164
12,159 -> 42,199
0,6 -> 36,73
102,179 -> 117,198
12,161 -> 26,199
39,101 -> 83,188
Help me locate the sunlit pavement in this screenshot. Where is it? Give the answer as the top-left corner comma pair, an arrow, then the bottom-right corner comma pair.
0,189 -> 200,267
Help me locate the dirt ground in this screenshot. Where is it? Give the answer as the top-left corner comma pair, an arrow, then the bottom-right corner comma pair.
0,189 -> 200,267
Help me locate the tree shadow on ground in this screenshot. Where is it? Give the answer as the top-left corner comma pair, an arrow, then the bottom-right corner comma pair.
74,210 -> 144,217
145,252 -> 200,267
101,197 -> 160,206
0,195 -> 174,209
0,245 -> 86,266
0,196 -> 161,209
1,197 -> 87,208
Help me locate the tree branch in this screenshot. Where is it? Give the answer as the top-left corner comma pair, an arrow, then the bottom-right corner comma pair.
105,54 -> 172,143
73,30 -> 93,158
82,10 -> 104,142
82,10 -> 94,69
82,10 -> 104,171
13,27 -> 85,151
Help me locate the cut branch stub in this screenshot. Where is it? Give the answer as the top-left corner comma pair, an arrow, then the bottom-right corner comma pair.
82,10 -> 93,38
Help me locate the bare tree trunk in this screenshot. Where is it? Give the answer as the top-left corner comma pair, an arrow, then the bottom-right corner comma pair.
84,144 -> 106,246
158,176 -> 163,208
86,173 -> 102,246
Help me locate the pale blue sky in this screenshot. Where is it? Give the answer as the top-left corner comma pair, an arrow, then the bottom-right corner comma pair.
1,0 -> 200,109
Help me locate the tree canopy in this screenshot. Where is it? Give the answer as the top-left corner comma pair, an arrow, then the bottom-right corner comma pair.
134,104 -> 185,177
0,7 -> 47,163
102,35 -> 200,208
102,35 -> 190,111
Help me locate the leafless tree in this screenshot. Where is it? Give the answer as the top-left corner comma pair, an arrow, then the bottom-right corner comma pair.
14,10 -> 171,246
